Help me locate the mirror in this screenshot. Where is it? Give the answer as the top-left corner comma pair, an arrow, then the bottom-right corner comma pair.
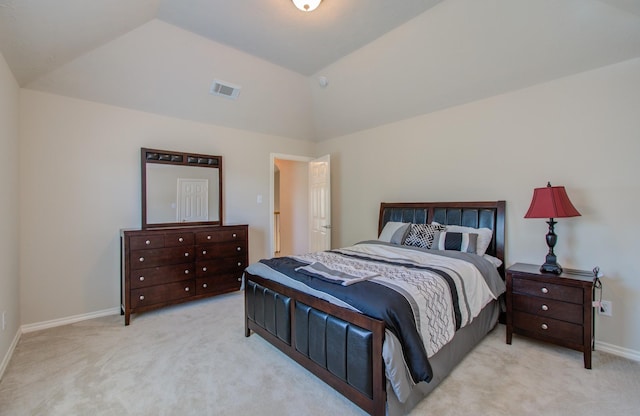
141,148 -> 223,229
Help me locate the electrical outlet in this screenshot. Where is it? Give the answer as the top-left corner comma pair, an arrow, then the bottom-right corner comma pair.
599,300 -> 612,317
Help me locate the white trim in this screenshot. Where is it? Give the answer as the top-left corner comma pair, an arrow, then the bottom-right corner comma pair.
0,328 -> 21,381
21,307 -> 120,334
595,340 -> 640,362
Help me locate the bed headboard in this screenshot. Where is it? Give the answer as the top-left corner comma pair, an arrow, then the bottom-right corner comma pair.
379,201 -> 506,274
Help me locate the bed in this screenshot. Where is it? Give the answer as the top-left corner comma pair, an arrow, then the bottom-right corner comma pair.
244,201 -> 506,415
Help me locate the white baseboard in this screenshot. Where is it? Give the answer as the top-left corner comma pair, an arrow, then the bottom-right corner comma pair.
0,328 -> 21,381
595,340 -> 640,362
21,307 -> 120,334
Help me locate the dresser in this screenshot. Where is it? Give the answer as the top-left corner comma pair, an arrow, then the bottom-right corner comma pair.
506,263 -> 595,368
121,224 -> 248,325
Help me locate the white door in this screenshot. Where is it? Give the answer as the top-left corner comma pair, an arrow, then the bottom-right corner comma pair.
177,178 -> 209,222
309,155 -> 331,252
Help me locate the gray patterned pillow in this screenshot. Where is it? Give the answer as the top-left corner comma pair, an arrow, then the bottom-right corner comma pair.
403,223 -> 446,249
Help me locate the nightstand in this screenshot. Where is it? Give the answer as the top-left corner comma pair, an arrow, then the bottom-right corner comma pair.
506,263 -> 596,369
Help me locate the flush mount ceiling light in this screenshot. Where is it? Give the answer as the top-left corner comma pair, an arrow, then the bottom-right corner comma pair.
292,0 -> 322,12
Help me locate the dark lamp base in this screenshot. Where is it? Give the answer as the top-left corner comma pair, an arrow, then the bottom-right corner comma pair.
540,262 -> 563,275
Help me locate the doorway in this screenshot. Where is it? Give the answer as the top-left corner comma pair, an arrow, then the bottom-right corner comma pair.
270,154 -> 331,257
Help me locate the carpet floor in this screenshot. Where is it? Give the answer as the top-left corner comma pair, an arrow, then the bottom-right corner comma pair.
1,292 -> 638,415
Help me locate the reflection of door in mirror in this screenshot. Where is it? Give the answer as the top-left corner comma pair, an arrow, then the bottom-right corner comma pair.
177,178 -> 209,222
142,148 -> 222,229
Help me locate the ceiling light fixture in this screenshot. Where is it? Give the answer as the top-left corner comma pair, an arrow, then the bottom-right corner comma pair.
292,0 -> 322,12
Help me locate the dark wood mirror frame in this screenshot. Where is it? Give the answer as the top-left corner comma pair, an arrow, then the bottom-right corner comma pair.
141,147 -> 223,229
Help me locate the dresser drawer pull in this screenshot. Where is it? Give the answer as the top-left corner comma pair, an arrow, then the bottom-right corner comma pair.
139,276 -> 145,281
179,237 -> 184,242
541,304 -> 549,311
185,270 -> 189,274
237,262 -> 242,267
541,323 -> 548,330
232,233 -> 237,238
203,283 -> 208,288
202,250 -> 207,255
185,287 -> 190,292
185,252 -> 189,257
237,277 -> 242,282
139,257 -> 144,262
145,240 -> 151,245
207,235 -> 212,240
139,295 -> 145,301
202,267 -> 207,272
237,247 -> 242,251
541,287 -> 549,294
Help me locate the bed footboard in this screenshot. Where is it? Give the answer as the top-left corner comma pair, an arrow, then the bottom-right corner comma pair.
244,272 -> 386,416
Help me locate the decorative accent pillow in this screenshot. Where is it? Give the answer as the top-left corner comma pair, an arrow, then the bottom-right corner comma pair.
403,223 -> 446,249
432,222 -> 493,256
378,222 -> 411,245
432,231 -> 478,253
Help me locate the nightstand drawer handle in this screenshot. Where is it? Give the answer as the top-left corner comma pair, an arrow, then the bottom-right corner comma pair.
185,287 -> 190,292
541,323 -> 548,330
139,276 -> 145,282
139,295 -> 145,301
541,287 -> 549,294
541,304 -> 549,311
203,283 -> 208,288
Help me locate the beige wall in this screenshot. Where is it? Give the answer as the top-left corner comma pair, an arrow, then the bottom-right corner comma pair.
0,52 -> 20,374
317,58 -> 640,356
18,89 -> 314,325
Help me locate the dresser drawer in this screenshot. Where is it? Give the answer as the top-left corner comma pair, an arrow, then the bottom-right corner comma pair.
196,273 -> 242,295
197,242 -> 246,260
129,232 -> 194,250
512,293 -> 583,324
129,235 -> 165,250
130,247 -> 195,270
163,232 -> 194,247
131,280 -> 195,308
512,311 -> 583,345
130,264 -> 195,289
196,256 -> 247,277
196,228 -> 246,244
512,278 -> 583,304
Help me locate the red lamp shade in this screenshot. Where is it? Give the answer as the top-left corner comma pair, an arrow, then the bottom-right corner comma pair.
525,183 -> 581,219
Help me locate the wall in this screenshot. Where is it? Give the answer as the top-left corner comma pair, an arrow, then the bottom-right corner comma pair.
316,58 -> 640,357
18,89 -> 314,325
0,51 -> 20,376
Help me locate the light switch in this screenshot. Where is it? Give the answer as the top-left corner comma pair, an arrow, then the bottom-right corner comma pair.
257,194 -> 263,204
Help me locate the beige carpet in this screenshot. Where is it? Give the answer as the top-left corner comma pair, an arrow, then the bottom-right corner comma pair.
1,292 -> 638,416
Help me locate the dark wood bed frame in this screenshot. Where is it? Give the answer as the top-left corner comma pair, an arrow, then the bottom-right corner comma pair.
244,201 -> 506,416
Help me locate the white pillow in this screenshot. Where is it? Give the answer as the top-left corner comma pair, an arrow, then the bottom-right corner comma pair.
432,222 -> 493,256
483,254 -> 503,268
378,222 -> 411,245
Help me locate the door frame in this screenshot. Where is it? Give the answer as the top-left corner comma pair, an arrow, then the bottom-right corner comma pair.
269,153 -> 314,257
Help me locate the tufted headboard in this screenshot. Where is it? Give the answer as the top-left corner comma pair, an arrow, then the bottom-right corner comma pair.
379,201 -> 506,275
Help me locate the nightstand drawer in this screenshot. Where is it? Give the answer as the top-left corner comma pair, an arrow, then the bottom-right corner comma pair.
512,278 -> 583,304
512,311 -> 583,345
512,293 -> 583,324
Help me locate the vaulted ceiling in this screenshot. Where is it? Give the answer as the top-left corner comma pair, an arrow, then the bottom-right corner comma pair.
2,0 -> 640,141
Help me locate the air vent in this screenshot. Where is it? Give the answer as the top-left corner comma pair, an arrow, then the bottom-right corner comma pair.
209,79 -> 241,99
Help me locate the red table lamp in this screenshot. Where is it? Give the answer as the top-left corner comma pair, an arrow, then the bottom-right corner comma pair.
525,182 -> 581,274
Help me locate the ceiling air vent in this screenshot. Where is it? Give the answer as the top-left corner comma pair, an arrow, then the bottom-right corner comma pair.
209,79 -> 241,99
